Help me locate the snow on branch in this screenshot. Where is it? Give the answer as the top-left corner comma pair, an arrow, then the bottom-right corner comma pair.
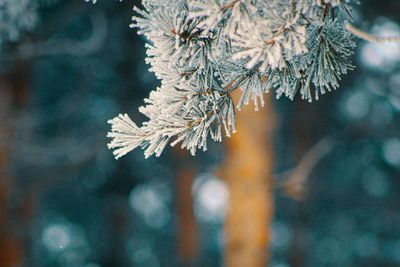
107,0 -> 361,158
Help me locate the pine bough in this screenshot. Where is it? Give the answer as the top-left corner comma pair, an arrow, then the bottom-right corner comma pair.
107,0 -> 357,159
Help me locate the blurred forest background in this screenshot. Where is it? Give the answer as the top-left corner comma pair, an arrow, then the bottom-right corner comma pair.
0,0 -> 400,267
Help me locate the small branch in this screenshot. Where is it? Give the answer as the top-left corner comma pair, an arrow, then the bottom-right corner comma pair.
322,3 -> 331,21
345,23 -> 400,43
274,136 -> 335,200
221,0 -> 240,11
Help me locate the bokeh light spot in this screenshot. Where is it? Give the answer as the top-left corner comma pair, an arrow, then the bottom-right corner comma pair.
42,224 -> 71,253
382,138 -> 400,167
193,173 -> 229,223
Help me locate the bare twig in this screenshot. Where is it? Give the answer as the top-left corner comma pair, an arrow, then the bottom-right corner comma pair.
345,23 -> 400,43
274,136 -> 335,200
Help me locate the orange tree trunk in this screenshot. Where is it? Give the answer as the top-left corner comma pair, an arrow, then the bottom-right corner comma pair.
175,151 -> 198,266
221,92 -> 276,267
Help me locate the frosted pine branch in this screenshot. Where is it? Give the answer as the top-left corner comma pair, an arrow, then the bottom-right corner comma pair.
107,0 -> 362,159
107,114 -> 146,159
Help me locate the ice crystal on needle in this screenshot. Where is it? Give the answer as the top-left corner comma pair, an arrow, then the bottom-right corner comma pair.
107,0 -> 357,159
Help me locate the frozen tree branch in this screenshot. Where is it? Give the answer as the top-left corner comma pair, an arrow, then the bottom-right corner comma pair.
107,0 -> 359,158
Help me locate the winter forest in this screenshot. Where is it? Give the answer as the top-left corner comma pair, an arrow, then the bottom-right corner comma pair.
1,0 -> 400,267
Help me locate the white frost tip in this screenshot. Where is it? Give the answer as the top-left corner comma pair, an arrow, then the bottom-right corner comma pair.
107,113 -> 145,159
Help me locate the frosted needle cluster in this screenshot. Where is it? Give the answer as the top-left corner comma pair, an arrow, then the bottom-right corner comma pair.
107,0 -> 357,159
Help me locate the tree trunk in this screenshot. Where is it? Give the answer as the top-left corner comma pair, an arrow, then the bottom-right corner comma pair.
221,93 -> 276,267
175,153 -> 198,266
0,75 -> 26,267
